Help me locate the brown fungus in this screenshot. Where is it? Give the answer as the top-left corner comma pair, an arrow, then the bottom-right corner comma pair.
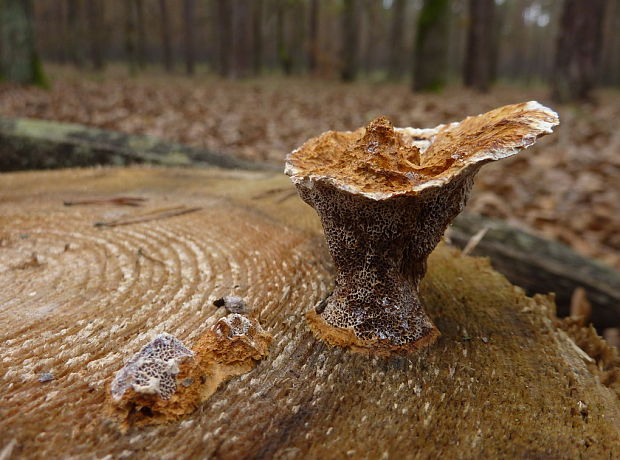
285,102 -> 559,355
108,314 -> 272,429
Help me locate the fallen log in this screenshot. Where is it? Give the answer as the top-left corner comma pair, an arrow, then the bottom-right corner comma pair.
0,116 -> 275,172
449,212 -> 620,329
1,167 -> 619,459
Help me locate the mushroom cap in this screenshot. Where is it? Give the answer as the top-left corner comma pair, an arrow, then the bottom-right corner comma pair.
285,101 -> 559,200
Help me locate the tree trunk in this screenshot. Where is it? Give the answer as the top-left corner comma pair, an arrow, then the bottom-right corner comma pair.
66,0 -> 83,68
1,166 -> 619,458
387,0 -> 406,80
276,1 -> 292,75
489,0 -> 508,83
412,0 -> 451,92
231,0 -> 252,78
307,0 -> 319,73
463,0 -> 494,92
158,0 -> 173,72
183,0 -> 195,75
501,0 -> 525,81
0,0 -> 46,86
290,0 -> 306,75
124,0 -> 138,74
252,0 -> 263,75
86,0 -> 104,71
361,0 -> 380,75
216,0 -> 232,77
340,0 -> 358,81
551,0 -> 606,103
135,0 -> 147,69
599,0 -> 620,86
54,0 -> 67,63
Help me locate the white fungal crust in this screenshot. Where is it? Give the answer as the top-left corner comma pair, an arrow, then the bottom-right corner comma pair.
110,334 -> 194,401
286,103 -> 559,355
215,313 -> 252,338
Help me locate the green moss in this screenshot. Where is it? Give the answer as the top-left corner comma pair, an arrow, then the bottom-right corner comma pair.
0,0 -> 48,87
423,79 -> 445,93
415,0 -> 450,47
31,54 -> 49,89
413,0 -> 451,92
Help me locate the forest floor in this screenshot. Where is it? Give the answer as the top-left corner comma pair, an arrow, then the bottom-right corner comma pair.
1,66 -> 619,269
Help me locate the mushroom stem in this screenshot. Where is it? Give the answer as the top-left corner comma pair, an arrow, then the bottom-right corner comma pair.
301,170 -> 478,355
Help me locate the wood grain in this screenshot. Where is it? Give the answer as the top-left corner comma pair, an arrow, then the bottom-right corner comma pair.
1,167 -> 619,459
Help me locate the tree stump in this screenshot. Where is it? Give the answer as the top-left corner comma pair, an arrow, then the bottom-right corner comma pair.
1,167 -> 619,459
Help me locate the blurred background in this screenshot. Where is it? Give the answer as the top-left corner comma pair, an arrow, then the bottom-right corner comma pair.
0,1 -> 619,333
2,0 -> 619,93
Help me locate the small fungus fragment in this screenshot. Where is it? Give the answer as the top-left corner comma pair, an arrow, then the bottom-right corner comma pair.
38,372 -> 54,383
110,334 -> 194,401
108,314 -> 272,429
213,295 -> 248,314
286,102 -> 559,355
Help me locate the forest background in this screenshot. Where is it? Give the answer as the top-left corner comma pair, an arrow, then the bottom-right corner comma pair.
0,0 -> 619,288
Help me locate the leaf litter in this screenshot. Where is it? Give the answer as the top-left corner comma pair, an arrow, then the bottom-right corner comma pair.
0,69 -> 618,269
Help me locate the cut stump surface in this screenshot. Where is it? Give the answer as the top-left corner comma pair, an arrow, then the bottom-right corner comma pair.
1,167 -> 619,459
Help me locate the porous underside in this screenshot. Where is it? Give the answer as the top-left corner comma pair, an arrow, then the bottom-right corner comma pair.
285,101 -> 559,199
110,334 -> 194,401
297,174 -> 474,353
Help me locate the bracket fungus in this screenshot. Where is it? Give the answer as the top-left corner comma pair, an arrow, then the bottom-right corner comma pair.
109,313 -> 272,428
285,101 -> 559,355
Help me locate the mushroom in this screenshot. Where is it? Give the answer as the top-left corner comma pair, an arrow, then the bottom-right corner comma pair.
285,102 -> 559,355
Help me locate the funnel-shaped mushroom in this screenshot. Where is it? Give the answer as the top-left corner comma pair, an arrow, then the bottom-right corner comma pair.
285,102 -> 559,355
